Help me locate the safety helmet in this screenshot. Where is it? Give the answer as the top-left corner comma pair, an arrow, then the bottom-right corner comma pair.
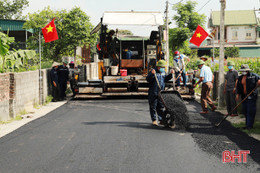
174,51 -> 180,55
156,60 -> 167,67
196,60 -> 205,66
227,61 -> 235,66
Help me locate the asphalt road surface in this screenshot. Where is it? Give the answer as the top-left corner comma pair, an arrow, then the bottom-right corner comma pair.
0,98 -> 260,173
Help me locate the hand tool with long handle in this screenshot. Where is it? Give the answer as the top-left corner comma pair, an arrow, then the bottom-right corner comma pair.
215,85 -> 259,127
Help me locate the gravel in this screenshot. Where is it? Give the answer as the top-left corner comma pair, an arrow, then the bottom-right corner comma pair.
160,91 -> 189,129
187,100 -> 260,170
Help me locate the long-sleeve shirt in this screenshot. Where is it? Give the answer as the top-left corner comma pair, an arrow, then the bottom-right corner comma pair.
146,69 -> 172,97
173,54 -> 185,72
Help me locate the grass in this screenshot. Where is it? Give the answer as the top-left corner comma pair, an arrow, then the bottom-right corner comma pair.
0,113 -> 24,125
1,95 -> 53,125
232,121 -> 260,135
43,95 -> 53,106
34,103 -> 41,109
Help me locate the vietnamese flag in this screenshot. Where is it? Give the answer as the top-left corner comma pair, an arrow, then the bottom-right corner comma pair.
41,18 -> 59,43
189,25 -> 208,47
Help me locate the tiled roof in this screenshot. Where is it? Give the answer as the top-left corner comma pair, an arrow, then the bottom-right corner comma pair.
209,10 -> 258,26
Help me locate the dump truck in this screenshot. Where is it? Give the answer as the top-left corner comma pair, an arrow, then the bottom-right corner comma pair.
75,11 -> 195,99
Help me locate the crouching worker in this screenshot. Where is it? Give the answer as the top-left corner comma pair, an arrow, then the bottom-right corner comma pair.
146,60 -> 174,126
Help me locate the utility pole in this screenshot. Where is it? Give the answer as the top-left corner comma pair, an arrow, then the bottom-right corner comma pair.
165,0 -> 170,71
218,0 -> 226,108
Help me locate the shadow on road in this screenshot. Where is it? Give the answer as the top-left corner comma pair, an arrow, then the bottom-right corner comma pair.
81,121 -> 185,132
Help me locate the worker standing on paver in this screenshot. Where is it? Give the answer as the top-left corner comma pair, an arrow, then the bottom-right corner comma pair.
146,60 -> 174,126
58,60 -> 69,100
236,64 -> 260,130
68,61 -> 80,97
193,60 -> 216,114
224,61 -> 238,116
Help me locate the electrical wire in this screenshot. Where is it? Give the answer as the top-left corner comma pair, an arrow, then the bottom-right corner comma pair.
168,0 -> 184,6
197,0 -> 213,12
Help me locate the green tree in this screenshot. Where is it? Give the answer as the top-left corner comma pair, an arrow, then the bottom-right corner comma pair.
169,0 -> 206,52
0,0 -> 29,19
225,46 -> 240,57
23,6 -> 97,62
211,46 -> 240,58
0,32 -> 36,73
211,48 -> 220,57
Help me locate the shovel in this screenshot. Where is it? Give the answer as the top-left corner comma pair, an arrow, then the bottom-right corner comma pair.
154,72 -> 188,129
215,85 -> 259,127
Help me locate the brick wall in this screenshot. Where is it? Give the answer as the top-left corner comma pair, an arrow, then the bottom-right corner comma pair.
0,73 -> 10,121
0,70 -> 49,121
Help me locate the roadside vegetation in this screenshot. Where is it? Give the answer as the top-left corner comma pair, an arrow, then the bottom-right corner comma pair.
232,121 -> 260,135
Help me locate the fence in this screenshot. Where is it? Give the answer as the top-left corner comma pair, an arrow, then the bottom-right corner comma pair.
0,70 -> 49,121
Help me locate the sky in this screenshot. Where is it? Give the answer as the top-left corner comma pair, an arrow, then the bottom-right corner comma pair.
23,0 -> 260,36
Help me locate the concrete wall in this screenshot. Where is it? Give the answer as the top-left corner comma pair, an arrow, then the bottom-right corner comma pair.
15,71 -> 39,114
0,70 -> 49,121
0,73 -> 10,121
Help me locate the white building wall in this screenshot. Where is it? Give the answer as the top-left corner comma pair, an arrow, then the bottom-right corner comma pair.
226,26 -> 256,43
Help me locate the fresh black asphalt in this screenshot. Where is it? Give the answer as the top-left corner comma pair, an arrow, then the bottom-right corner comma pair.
0,98 -> 259,173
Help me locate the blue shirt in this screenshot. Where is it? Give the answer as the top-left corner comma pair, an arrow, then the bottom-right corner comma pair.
126,50 -> 132,59
200,65 -> 213,83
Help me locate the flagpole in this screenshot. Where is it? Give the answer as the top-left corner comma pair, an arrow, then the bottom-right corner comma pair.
213,38 -> 215,72
39,30 -> 42,105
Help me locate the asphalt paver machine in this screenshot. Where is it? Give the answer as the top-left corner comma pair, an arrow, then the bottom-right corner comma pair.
76,11 -> 195,99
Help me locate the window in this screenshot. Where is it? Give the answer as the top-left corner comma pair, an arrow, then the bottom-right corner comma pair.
231,27 -> 238,40
245,26 -> 252,40
232,31 -> 238,40
246,32 -> 252,40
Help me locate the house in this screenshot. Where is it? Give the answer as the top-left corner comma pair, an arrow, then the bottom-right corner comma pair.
0,19 -> 34,50
193,10 -> 260,57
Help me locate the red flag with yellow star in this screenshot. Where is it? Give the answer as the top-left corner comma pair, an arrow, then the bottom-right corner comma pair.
41,18 -> 59,43
189,25 -> 208,47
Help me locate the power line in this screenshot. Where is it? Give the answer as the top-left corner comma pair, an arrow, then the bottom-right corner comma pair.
168,0 -> 184,6
197,0 -> 213,12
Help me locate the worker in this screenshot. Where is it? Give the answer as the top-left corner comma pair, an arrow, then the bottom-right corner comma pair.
173,50 -> 188,90
195,56 -> 208,78
58,60 -> 69,100
50,62 -> 60,102
224,61 -> 238,116
126,48 -> 132,59
68,61 -> 80,97
200,56 -> 208,62
106,30 -> 119,66
236,64 -> 260,130
146,60 -> 174,126
193,60 -> 216,114
224,56 -> 228,66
